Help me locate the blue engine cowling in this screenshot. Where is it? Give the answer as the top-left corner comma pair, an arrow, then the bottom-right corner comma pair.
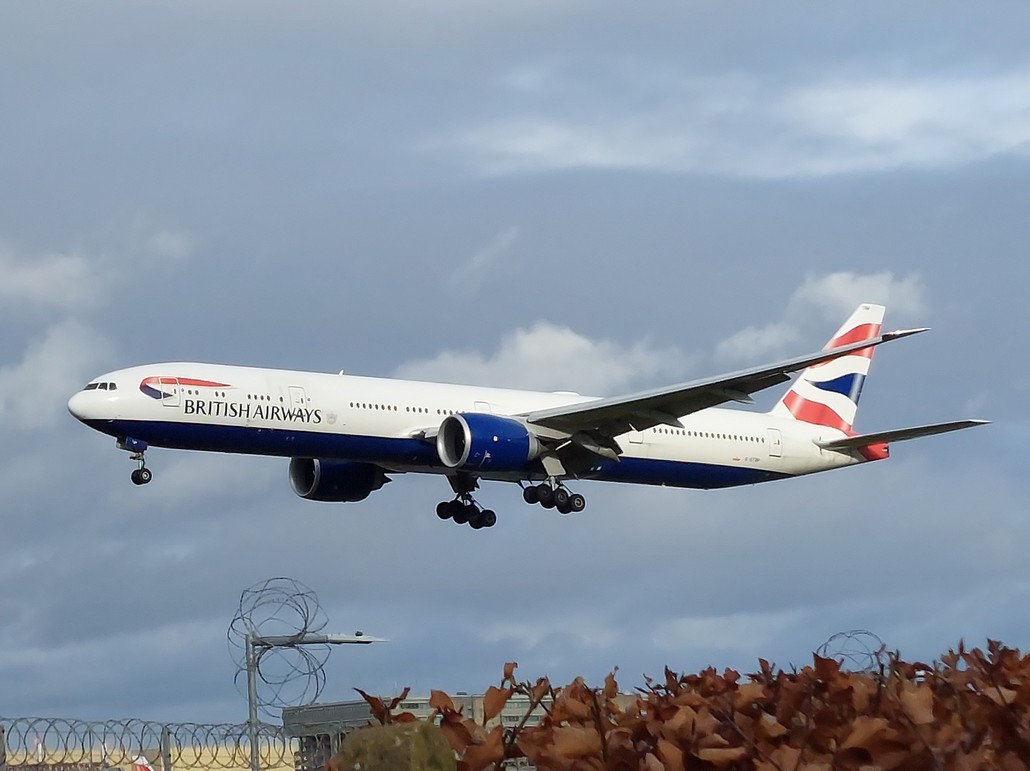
436,413 -> 541,471
289,458 -> 390,502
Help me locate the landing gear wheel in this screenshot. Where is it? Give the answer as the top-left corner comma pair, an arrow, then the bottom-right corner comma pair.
537,484 -> 555,508
522,485 -> 540,505
436,501 -> 453,520
452,502 -> 471,525
556,499 -> 572,515
480,509 -> 496,528
131,468 -> 152,486
569,493 -> 586,512
553,487 -> 570,508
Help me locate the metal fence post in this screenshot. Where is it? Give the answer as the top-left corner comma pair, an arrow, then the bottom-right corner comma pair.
161,726 -> 172,771
1,722 -> 8,771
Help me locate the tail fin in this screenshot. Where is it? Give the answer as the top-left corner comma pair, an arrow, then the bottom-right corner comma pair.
769,303 -> 885,434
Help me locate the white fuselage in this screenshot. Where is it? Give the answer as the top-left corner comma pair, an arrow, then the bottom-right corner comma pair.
68,362 -> 865,491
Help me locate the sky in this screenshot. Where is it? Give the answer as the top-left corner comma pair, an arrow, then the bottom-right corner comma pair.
1,0 -> 1028,725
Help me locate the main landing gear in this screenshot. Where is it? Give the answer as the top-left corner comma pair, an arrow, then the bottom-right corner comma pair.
118,437 -> 153,486
438,473 -> 496,529
436,497 -> 497,529
522,481 -> 586,515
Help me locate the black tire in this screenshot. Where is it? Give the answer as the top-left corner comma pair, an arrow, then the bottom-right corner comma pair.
469,512 -> 485,529
452,503 -> 471,525
556,500 -> 572,515
522,486 -> 539,504
480,509 -> 497,528
131,469 -> 144,486
554,487 -> 570,508
436,501 -> 453,520
139,468 -> 153,484
569,493 -> 586,512
537,484 -> 555,508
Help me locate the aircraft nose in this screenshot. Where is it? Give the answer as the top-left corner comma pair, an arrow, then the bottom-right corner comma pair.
67,391 -> 89,421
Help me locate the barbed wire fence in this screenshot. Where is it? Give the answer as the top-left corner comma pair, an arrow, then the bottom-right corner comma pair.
2,580 -> 381,771
0,718 -> 292,771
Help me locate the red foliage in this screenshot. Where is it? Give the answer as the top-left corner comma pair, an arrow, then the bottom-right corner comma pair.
342,643 -> 1030,770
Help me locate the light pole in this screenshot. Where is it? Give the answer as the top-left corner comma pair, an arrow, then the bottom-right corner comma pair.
245,632 -> 385,771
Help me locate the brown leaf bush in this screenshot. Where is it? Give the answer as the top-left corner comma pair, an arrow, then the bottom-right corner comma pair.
346,641 -> 1030,770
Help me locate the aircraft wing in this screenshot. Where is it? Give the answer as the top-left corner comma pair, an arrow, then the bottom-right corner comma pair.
524,328 -> 928,437
816,419 -> 990,450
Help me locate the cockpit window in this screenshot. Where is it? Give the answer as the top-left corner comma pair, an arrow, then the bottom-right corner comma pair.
84,383 -> 100,391
99,383 -> 109,390
108,382 -> 117,391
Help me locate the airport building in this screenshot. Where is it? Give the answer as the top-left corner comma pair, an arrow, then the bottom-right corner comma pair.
282,692 -> 549,770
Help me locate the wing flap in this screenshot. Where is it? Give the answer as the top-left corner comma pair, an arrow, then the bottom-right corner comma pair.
817,420 -> 989,450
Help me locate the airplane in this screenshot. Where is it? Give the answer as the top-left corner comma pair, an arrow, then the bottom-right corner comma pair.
67,304 -> 987,529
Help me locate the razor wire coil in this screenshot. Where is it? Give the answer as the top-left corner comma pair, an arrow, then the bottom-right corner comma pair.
0,717 -> 292,770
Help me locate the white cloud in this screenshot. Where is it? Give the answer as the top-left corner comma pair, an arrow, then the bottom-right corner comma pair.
790,271 -> 927,322
449,69 -> 1030,178
0,320 -> 115,429
447,226 -> 520,290
652,609 -> 806,654
0,224 -> 194,316
714,322 -> 802,366
145,228 -> 195,261
0,246 -> 108,313
715,270 -> 927,363
475,617 -> 618,650
394,321 -> 696,394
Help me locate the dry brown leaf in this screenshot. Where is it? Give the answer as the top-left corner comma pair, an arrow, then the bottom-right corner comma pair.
735,682 -> 767,710
503,661 -> 517,681
656,738 -> 685,771
899,683 -> 935,725
757,711 -> 788,740
438,717 -> 473,754
353,688 -> 389,725
765,744 -> 802,770
482,686 -> 513,723
987,686 -> 1019,706
460,725 -> 505,770
430,689 -> 457,713
642,753 -> 666,771
550,725 -> 603,759
813,654 -> 841,682
839,716 -> 889,751
696,746 -> 748,766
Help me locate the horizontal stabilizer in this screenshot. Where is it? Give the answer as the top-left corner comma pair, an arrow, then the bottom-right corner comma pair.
816,419 -> 989,450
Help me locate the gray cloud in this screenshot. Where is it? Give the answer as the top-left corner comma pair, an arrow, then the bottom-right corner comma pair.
447,70 -> 1030,178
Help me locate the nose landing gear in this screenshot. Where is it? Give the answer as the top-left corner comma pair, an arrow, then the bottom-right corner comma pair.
522,481 -> 586,515
118,437 -> 153,486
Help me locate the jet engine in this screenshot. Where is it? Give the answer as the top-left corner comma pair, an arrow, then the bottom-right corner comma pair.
289,458 -> 390,502
436,413 -> 541,471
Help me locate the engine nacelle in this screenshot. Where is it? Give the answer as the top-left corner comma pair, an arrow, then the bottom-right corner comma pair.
436,413 -> 541,471
289,458 -> 389,502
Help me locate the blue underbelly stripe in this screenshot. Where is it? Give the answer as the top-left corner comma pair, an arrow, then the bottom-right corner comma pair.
85,419 -> 789,490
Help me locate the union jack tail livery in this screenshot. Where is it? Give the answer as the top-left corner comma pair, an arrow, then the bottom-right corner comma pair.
769,303 -> 885,434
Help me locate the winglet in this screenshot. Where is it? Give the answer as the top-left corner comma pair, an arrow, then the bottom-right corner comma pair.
881,327 -> 930,342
